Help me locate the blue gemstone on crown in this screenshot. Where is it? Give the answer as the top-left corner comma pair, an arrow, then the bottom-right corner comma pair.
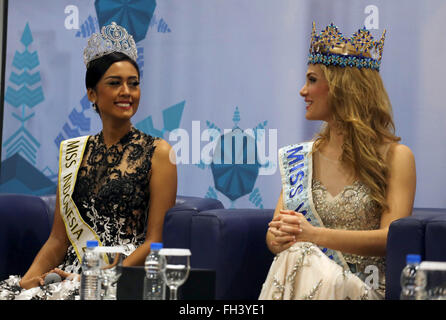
308,22 -> 386,71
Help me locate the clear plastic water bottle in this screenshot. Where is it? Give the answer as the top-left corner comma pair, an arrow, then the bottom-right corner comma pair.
400,253 -> 421,300
80,240 -> 101,300
143,242 -> 165,300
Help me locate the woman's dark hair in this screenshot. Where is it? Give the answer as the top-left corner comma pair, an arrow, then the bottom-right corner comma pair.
85,52 -> 140,90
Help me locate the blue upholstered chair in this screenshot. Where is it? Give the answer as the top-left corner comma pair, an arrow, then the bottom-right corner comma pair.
0,194 -> 53,280
162,196 -> 224,250
2,191 -> 446,300
0,193 -> 223,281
385,208 -> 446,299
188,209 -> 274,300
164,206 -> 446,300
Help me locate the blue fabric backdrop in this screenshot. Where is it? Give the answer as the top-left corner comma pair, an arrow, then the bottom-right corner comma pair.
1,0 -> 444,209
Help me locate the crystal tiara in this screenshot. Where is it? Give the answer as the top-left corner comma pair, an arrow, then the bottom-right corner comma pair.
308,22 -> 386,71
83,22 -> 138,67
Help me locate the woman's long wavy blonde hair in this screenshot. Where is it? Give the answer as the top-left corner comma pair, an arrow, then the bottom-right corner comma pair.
313,64 -> 400,212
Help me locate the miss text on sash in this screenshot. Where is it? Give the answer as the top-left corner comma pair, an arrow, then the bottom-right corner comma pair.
61,139 -> 84,241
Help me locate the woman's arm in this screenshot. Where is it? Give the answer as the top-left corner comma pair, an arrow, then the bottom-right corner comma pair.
123,139 -> 177,266
266,190 -> 297,254
271,143 -> 416,257
20,188 -> 71,289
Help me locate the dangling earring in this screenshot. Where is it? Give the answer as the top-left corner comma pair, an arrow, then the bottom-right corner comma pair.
92,102 -> 99,113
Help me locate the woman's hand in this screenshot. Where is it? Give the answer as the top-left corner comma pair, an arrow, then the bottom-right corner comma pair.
20,268 -> 80,289
269,210 -> 318,246
19,273 -> 48,289
52,268 -> 80,281
268,211 -> 297,253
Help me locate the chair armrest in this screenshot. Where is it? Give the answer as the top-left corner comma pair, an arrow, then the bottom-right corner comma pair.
40,194 -> 57,227
0,194 -> 52,280
170,195 -> 224,213
385,208 -> 446,300
425,214 -> 446,261
163,196 -> 224,249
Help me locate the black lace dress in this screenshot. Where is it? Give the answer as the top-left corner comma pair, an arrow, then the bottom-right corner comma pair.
0,127 -> 159,300
61,126 -> 158,273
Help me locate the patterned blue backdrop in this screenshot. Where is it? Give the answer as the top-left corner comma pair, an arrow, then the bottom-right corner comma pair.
1,0 -> 445,209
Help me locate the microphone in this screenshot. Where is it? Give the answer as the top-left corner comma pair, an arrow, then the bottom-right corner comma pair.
44,272 -> 62,285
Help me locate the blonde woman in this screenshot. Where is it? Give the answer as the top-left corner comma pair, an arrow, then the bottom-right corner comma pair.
259,23 -> 416,300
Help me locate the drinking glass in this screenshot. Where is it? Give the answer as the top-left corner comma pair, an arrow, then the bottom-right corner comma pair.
415,261 -> 446,300
95,246 -> 125,300
159,248 -> 191,300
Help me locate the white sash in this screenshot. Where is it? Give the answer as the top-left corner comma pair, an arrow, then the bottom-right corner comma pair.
58,136 -> 103,263
278,141 -> 349,270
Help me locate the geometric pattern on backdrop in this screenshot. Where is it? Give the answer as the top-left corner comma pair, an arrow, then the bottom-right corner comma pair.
0,23 -> 53,195
3,23 -> 43,164
76,12 -> 170,41
94,0 -> 157,43
0,1 -> 176,196
200,106 -> 268,209
135,100 -> 185,139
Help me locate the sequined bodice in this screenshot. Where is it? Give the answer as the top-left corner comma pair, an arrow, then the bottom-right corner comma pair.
312,178 -> 386,291
312,179 -> 381,231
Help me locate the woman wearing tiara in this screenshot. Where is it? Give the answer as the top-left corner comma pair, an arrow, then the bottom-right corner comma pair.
259,23 -> 416,300
0,22 -> 177,300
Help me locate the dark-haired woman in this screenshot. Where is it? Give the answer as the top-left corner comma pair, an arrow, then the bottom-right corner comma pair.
0,23 -> 177,300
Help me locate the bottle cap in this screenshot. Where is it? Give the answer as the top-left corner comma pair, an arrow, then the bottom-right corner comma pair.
86,240 -> 99,248
150,242 -> 163,250
406,254 -> 421,264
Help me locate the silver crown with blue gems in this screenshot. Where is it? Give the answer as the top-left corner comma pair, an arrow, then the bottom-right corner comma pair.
308,22 -> 386,71
83,22 -> 138,67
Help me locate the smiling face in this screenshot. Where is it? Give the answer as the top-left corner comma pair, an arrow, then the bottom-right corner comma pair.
299,64 -> 332,122
87,60 -> 140,123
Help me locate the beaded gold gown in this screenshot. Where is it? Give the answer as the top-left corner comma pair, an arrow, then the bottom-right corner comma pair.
259,148 -> 386,300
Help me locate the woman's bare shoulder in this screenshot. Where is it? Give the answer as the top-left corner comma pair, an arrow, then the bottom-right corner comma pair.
152,138 -> 176,167
386,143 -> 416,173
389,143 -> 414,158
379,140 -> 413,162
